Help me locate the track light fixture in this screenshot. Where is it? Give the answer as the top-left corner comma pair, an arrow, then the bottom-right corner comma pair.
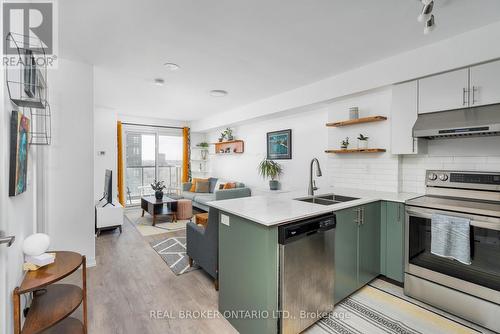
424,14 -> 435,35
417,0 -> 434,23
417,0 -> 435,34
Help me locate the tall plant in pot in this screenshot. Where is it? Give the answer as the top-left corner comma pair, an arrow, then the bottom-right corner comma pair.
258,159 -> 283,190
151,180 -> 166,200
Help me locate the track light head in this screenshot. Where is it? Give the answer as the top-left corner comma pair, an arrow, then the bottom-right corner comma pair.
424,15 -> 435,35
417,0 -> 434,23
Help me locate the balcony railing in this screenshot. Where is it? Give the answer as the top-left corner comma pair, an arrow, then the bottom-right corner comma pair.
126,165 -> 182,205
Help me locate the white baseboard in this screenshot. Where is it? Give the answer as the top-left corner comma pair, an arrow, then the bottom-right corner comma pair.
86,257 -> 97,268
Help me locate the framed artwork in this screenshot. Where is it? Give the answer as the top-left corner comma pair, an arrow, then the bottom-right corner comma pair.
9,110 -> 30,196
267,129 -> 292,160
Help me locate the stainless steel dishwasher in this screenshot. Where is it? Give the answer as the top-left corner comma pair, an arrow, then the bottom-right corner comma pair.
278,213 -> 336,334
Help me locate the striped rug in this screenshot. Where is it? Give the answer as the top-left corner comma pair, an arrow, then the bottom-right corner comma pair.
306,282 -> 487,334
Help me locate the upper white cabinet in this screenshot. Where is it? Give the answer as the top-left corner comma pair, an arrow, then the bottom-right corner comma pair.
391,81 -> 425,155
418,68 -> 469,114
469,61 -> 500,107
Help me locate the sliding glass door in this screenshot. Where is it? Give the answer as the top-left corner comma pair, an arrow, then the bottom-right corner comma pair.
124,126 -> 182,205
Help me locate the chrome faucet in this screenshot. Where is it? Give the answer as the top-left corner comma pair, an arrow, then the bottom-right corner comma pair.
308,158 -> 322,196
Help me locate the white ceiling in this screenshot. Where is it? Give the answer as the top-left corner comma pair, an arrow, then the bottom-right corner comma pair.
59,0 -> 500,121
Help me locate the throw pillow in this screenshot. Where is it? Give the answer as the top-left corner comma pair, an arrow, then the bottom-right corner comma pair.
223,182 -> 236,189
189,178 -> 209,192
195,181 -> 210,193
208,177 -> 218,193
214,179 -> 226,191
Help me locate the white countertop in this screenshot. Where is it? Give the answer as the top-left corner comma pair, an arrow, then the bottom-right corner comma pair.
206,187 -> 422,227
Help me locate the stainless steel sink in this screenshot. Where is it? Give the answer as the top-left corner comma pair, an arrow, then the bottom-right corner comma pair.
316,194 -> 359,202
295,194 -> 359,206
296,197 -> 340,206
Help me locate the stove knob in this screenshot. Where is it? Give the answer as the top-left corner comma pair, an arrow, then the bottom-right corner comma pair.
428,173 -> 438,181
439,173 -> 449,181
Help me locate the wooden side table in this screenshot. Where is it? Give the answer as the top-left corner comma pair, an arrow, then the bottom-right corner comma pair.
13,251 -> 88,334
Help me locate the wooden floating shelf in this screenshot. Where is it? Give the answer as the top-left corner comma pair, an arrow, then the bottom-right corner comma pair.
325,148 -> 386,154
326,116 -> 387,127
213,140 -> 244,154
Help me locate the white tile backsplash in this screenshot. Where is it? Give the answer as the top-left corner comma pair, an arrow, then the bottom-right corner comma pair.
400,154 -> 500,193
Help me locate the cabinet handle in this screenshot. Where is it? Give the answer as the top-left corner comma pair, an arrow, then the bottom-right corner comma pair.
462,88 -> 468,106
472,86 -> 478,105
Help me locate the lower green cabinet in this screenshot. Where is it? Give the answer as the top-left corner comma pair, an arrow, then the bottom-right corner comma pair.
334,207 -> 358,302
380,201 -> 405,283
334,202 -> 381,303
358,201 -> 381,287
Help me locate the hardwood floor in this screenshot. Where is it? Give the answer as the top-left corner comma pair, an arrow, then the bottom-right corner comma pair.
65,218 -> 237,334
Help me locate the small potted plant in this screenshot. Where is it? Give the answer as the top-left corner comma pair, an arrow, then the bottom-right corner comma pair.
151,180 -> 166,200
223,128 -> 234,141
341,137 -> 349,150
218,131 -> 225,142
258,159 -> 283,190
197,142 -> 209,160
357,134 -> 369,150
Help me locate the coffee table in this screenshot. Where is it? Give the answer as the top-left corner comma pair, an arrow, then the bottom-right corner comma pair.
140,196 -> 178,226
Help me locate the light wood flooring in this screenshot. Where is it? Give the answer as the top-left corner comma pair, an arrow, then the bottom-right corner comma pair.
65,218 -> 237,334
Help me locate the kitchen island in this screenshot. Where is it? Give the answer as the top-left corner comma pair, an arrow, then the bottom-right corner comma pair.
207,188 -> 420,334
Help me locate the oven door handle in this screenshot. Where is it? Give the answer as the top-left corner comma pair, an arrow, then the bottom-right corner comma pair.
406,209 -> 500,231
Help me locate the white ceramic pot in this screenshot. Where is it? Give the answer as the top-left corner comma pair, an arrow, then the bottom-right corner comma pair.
358,140 -> 368,149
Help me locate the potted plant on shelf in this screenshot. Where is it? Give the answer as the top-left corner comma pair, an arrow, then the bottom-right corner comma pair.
223,128 -> 234,141
197,142 -> 209,160
341,137 -> 349,150
258,159 -> 283,191
357,134 -> 369,150
151,180 -> 166,200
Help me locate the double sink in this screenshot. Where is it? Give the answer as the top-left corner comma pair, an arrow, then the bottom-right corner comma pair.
295,194 -> 359,206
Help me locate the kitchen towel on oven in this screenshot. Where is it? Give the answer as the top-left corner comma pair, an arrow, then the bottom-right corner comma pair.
431,214 -> 471,265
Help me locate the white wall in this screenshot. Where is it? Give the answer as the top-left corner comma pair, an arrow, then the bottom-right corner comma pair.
326,88 -> 399,192
207,108 -> 329,193
192,21 -> 500,132
46,58 -> 95,266
1,63 -> 37,334
94,107 -> 118,201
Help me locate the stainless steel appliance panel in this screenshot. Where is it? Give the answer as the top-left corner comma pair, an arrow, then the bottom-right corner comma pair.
279,225 -> 335,334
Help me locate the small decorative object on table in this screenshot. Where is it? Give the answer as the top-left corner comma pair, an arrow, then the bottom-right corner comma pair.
258,159 -> 283,190
341,137 -> 349,150
357,134 -> 369,149
151,180 -> 166,200
349,107 -> 359,119
22,233 -> 54,271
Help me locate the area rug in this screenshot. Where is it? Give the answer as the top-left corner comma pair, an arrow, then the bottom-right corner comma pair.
149,234 -> 198,275
307,283 -> 483,334
125,208 -> 193,236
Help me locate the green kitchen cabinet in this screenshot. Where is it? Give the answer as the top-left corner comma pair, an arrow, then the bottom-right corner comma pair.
218,212 -> 279,334
380,201 -> 405,283
334,202 -> 381,303
358,201 -> 381,287
334,207 -> 359,303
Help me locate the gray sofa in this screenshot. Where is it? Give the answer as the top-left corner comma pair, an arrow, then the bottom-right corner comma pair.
181,181 -> 249,211
185,181 -> 251,289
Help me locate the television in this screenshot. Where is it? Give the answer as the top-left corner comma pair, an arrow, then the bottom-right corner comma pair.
100,169 -> 114,207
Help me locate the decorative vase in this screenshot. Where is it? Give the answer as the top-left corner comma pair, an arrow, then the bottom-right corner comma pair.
349,107 -> 359,120
358,140 -> 368,149
269,180 -> 279,191
227,135 -> 234,141
218,138 -> 223,142
155,190 -> 164,200
341,145 -> 348,150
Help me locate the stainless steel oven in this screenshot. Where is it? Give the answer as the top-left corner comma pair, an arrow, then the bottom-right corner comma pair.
405,170 -> 500,332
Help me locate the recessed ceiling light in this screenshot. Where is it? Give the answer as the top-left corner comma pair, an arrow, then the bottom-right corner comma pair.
154,78 -> 165,86
164,62 -> 180,71
210,89 -> 228,97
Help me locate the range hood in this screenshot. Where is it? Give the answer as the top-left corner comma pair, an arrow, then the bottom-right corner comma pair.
413,104 -> 500,139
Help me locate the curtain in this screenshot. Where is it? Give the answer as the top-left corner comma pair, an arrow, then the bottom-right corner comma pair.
117,121 -> 125,206
182,127 -> 191,183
